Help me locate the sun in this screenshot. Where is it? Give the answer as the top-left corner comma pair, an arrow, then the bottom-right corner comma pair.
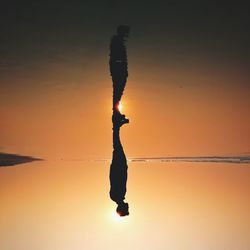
110,211 -> 126,223
118,102 -> 123,112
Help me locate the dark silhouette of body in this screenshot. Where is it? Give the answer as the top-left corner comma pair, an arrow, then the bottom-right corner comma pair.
109,25 -> 130,216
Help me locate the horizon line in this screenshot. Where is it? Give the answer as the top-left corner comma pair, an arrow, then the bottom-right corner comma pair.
96,155 -> 250,164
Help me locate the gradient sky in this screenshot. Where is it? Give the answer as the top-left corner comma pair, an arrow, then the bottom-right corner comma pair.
1,1 -> 249,158
1,2 -> 250,250
0,160 -> 250,250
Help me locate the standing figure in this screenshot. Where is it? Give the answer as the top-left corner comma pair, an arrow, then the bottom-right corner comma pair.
109,25 -> 130,216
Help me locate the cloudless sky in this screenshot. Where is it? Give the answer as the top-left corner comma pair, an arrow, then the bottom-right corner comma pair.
1,3 -> 250,250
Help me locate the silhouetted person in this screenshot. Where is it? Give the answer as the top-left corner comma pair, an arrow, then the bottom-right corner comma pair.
109,25 -> 129,116
110,116 -> 129,216
109,25 -> 130,216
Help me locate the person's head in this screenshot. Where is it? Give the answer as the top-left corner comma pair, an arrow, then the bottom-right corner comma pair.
116,202 -> 129,216
117,25 -> 130,38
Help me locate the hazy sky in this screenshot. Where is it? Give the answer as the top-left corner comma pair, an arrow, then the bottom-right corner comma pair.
1,1 -> 249,158
1,160 -> 250,250
1,3 -> 250,249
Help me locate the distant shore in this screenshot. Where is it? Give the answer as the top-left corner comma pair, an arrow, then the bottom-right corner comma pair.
0,152 -> 42,167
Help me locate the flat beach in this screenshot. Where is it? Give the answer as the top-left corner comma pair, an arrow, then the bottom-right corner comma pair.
0,152 -> 42,167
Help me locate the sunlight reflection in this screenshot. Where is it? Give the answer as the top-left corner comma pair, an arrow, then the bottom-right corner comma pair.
118,101 -> 123,112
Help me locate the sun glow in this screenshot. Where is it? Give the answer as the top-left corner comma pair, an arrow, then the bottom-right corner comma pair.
110,211 -> 126,223
118,102 -> 123,112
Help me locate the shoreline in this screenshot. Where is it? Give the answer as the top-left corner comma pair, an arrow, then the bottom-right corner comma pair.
0,152 -> 42,167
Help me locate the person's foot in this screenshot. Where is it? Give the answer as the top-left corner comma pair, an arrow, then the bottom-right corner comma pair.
116,202 -> 129,216
112,113 -> 129,127
120,114 -> 129,126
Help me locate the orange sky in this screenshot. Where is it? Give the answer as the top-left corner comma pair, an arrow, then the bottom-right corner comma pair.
1,2 -> 250,250
1,160 -> 250,250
